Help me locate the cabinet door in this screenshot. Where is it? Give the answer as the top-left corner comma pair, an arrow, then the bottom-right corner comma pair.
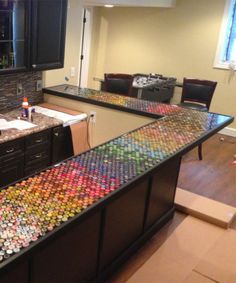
0,0 -> 30,74
51,126 -> 73,164
30,0 -> 67,71
0,153 -> 24,188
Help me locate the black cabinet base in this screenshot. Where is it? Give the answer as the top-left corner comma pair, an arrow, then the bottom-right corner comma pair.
32,211 -> 101,283
97,207 -> 175,282
99,179 -> 149,270
97,156 -> 181,280
0,261 -> 29,283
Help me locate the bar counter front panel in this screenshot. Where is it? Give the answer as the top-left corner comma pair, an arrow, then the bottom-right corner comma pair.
0,85 -> 233,282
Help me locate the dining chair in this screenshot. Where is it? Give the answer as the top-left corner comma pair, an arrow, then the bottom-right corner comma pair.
104,73 -> 134,96
179,78 -> 217,111
179,78 -> 217,160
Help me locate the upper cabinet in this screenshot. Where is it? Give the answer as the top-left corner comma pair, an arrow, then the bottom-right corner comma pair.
30,0 -> 67,71
0,0 -> 67,75
0,0 -> 30,73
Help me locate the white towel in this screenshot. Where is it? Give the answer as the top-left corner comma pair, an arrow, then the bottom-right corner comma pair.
34,106 -> 87,127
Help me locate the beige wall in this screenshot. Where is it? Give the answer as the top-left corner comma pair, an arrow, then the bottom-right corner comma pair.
43,0 -> 83,87
44,93 -> 153,147
88,0 -> 236,128
43,0 -> 236,130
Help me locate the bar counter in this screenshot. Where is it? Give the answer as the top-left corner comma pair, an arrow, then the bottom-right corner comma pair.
0,109 -> 62,144
0,85 -> 233,282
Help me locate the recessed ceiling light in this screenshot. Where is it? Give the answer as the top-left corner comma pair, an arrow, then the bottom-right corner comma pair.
104,4 -> 114,8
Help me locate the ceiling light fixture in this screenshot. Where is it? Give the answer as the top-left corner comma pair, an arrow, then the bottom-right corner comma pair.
104,4 -> 114,8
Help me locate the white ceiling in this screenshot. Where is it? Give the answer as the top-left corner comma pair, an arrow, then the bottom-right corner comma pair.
82,0 -> 176,8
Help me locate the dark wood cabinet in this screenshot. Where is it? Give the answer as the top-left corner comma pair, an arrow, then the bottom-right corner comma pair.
32,211 -> 101,283
51,125 -> 73,164
30,0 -> 67,71
0,0 -> 30,74
0,138 -> 24,187
0,0 -> 67,75
0,125 -> 73,188
0,137 -> 24,156
100,179 -> 148,271
25,129 -> 51,149
0,155 -> 24,187
24,129 -> 51,176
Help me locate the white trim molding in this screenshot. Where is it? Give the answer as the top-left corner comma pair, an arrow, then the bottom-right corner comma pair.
78,7 -> 93,88
219,126 -> 236,137
214,0 -> 235,70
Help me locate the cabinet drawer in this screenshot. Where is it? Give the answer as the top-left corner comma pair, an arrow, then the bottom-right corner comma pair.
0,138 -> 24,157
24,159 -> 50,177
25,147 -> 50,166
25,129 -> 51,150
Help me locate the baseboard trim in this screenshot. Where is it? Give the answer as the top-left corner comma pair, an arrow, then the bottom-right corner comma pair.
219,126 -> 236,137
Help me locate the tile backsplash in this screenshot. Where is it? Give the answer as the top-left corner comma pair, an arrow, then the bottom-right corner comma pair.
0,72 -> 43,113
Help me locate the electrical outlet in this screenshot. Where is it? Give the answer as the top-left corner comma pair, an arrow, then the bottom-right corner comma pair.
17,83 -> 23,96
36,80 -> 42,91
90,111 -> 96,123
70,67 -> 76,77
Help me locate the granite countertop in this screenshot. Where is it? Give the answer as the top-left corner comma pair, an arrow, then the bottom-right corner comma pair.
0,108 -> 62,144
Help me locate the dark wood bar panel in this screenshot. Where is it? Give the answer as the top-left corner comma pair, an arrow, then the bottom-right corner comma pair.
145,156 -> 181,229
0,261 -> 29,283
31,211 -> 101,283
99,179 -> 149,271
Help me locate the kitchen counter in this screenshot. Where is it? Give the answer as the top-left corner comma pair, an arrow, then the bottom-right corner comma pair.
44,84 -> 233,141
44,84 -> 185,118
0,104 -> 89,190
0,109 -> 62,144
0,86 -> 233,282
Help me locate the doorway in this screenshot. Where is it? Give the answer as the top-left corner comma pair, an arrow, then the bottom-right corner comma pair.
78,7 -> 93,88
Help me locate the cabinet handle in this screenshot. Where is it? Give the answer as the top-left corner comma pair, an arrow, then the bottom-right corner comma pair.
32,64 -> 37,68
35,154 -> 42,159
35,138 -> 43,143
6,148 -> 14,153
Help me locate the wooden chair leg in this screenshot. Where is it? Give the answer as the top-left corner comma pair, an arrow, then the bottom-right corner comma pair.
198,143 -> 203,160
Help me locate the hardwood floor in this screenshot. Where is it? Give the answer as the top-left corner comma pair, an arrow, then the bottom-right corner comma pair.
178,133 -> 236,207
107,133 -> 236,282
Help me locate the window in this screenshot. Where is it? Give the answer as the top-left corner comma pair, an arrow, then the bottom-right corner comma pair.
214,0 -> 236,69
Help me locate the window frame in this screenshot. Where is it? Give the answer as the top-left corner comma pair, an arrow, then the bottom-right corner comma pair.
214,0 -> 236,70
